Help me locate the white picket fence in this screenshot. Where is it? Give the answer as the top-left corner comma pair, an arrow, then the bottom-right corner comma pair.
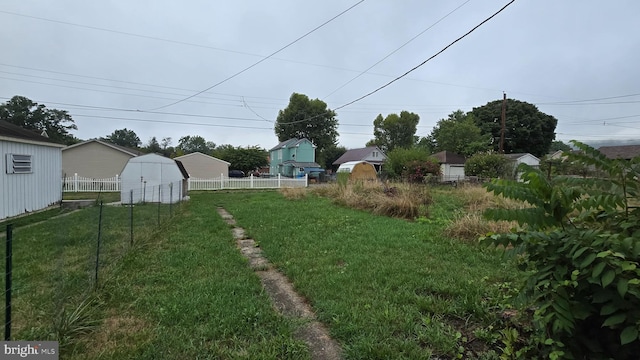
62,173 -> 307,192
63,174 -> 121,192
188,174 -> 308,190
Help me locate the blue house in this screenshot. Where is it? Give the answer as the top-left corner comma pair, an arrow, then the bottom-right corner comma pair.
269,138 -> 321,177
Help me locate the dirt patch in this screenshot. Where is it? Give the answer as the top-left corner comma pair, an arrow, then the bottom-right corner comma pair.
82,313 -> 152,357
217,207 -> 343,360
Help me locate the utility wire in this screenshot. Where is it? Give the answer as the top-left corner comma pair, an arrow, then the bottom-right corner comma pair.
535,93 -> 640,105
334,0 -> 516,111
149,0 -> 365,110
323,0 -> 472,99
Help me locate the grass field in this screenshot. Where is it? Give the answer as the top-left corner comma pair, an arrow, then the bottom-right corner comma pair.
210,189 -> 521,359
2,188 -> 523,359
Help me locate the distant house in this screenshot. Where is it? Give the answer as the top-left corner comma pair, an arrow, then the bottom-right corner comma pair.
431,151 -> 466,182
504,153 -> 540,180
598,145 -> 640,160
269,138 -> 320,177
120,153 -> 189,204
0,120 -> 65,220
333,146 -> 386,172
62,139 -> 143,178
174,152 -> 230,178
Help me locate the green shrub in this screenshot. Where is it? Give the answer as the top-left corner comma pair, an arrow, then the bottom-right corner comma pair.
382,147 -> 432,179
402,159 -> 440,183
465,151 -> 510,179
482,141 -> 640,359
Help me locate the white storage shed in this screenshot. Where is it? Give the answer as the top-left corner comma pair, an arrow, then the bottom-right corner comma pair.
120,154 -> 188,204
0,121 -> 65,220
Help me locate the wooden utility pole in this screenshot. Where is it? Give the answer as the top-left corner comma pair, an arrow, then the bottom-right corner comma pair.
499,92 -> 506,153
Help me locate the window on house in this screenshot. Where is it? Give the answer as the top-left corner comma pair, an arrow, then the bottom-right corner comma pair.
278,149 -> 282,160
6,154 -> 32,174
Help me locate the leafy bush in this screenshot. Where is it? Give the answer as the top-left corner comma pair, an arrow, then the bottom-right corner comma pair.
382,147 -> 432,179
482,141 -> 640,359
464,151 -> 510,179
402,159 -> 440,183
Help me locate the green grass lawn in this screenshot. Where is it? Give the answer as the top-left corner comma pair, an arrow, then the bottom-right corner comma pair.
63,191 -> 121,203
3,198 -> 307,359
3,190 -> 523,359
210,190 -> 521,359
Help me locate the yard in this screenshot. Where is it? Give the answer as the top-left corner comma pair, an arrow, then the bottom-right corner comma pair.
1,186 -> 524,359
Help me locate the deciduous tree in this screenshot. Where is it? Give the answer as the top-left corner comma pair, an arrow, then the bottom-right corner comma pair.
213,145 -> 268,174
470,99 -> 557,157
177,135 -> 215,154
0,95 -> 78,144
424,110 -> 489,157
275,93 -> 338,157
368,111 -> 419,152
104,128 -> 141,148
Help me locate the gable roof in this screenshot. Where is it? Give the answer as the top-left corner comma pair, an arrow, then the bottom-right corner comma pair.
598,145 -> 640,160
63,139 -> 143,156
174,159 -> 190,179
333,146 -> 385,165
269,138 -> 314,151
0,120 -> 65,147
504,153 -> 540,161
174,151 -> 231,165
431,151 -> 465,164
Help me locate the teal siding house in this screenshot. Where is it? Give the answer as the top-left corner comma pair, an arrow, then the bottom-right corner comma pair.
269,138 -> 321,177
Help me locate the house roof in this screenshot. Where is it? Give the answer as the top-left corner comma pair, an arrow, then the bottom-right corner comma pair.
333,146 -> 385,165
504,153 -> 539,161
0,120 -> 65,147
63,139 -> 143,156
598,145 -> 640,160
281,160 -> 321,168
174,151 -> 231,165
269,138 -> 314,151
431,151 -> 466,164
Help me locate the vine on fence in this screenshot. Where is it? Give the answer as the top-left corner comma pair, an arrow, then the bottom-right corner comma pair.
482,141 -> 640,359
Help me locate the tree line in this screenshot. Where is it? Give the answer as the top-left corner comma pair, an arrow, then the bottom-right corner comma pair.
1,94 -> 567,178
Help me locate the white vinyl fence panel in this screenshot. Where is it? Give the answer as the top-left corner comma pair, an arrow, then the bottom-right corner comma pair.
63,173 -> 308,192
63,173 -> 120,192
188,174 -> 307,191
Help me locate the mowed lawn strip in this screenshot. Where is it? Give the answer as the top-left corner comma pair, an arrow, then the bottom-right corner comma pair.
2,197 -> 308,359
210,190 -> 519,359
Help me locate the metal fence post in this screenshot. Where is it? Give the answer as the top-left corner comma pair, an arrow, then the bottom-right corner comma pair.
169,183 -> 173,217
95,201 -> 104,289
130,190 -> 134,246
5,224 -> 13,341
157,186 -> 161,227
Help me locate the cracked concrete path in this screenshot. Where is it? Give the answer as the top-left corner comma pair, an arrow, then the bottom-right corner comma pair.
217,208 -> 343,360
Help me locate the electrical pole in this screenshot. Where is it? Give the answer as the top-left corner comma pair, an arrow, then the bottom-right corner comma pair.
499,92 -> 506,154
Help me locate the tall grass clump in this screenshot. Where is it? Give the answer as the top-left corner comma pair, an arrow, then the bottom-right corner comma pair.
311,181 -> 431,219
444,184 -> 523,241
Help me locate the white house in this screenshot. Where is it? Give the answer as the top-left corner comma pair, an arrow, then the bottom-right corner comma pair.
120,154 -> 189,204
0,121 -> 65,220
505,153 -> 540,180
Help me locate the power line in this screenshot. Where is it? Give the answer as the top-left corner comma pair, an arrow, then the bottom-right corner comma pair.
149,0 -> 366,111
333,0 -> 517,111
72,114 -> 274,130
535,93 -> 640,105
323,0 -> 472,99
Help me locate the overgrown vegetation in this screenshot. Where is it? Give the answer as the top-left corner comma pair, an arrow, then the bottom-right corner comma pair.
309,181 -> 432,219
465,151 -> 511,179
483,141 -> 640,359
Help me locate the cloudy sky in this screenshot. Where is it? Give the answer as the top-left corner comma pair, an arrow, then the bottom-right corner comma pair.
2,0 -> 639,150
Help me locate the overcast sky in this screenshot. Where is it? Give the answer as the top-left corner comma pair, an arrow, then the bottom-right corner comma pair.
2,0 -> 639,150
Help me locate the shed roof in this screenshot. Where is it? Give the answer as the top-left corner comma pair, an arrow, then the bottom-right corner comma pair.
337,161 -> 373,172
63,139 -> 143,156
0,120 -> 65,147
504,153 -> 539,161
598,145 -> 640,160
174,151 -> 231,165
333,146 -> 385,165
431,151 -> 465,164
